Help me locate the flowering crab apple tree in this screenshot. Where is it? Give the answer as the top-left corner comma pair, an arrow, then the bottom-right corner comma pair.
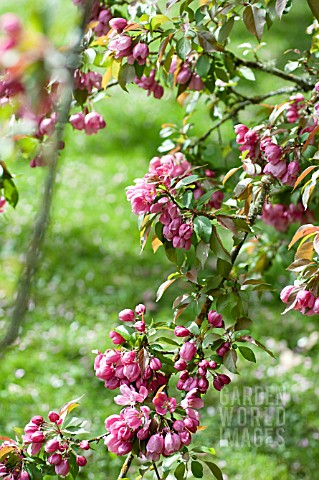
2,0 -> 319,478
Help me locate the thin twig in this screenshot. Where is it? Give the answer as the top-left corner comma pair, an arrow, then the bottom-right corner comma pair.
117,452 -> 134,480
197,86 -> 298,144
153,462 -> 162,480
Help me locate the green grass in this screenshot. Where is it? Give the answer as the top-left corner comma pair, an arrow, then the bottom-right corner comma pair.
1,1 -> 319,479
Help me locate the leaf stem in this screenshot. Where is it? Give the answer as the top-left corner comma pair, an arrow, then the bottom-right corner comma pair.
117,452 -> 134,480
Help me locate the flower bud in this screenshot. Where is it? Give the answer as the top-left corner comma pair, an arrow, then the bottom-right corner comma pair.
174,359 -> 187,371
109,17 -> 128,32
179,342 -> 197,361
31,416 -> 44,426
213,376 -> 223,391
48,411 -> 60,423
150,357 -> 162,371
69,113 -> 85,130
174,326 -> 190,337
55,459 -> 70,477
79,440 -> 90,450
109,330 -> 125,345
135,304 -> 146,315
20,472 -> 30,480
134,320 -> 146,332
119,308 -> 135,322
218,374 -> 231,385
280,285 -> 294,304
48,453 -> 62,465
207,310 -> 223,328
31,431 -> 45,443
45,439 -> 60,453
76,455 -> 87,467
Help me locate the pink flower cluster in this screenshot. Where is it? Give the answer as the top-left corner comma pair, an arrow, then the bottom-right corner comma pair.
0,409 -> 89,479
134,69 -> 164,99
280,286 -> 319,316
74,69 -> 102,93
262,203 -> 314,232
69,111 -> 106,135
286,94 -> 305,123
104,385 -> 204,459
127,153 -> 197,249
174,62 -> 204,91
235,124 -> 300,185
0,13 -> 22,52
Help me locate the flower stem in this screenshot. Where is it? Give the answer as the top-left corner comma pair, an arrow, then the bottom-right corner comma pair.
117,452 -> 134,480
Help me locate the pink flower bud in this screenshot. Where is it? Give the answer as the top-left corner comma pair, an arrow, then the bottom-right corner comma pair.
45,439 -> 60,453
198,377 -> 209,393
76,455 -> 87,467
218,374 -> 231,385
135,304 -> 146,315
0,14 -> 22,39
213,376 -> 223,391
48,453 -> 62,465
119,308 -> 135,322
109,330 -> 125,345
48,411 -> 60,423
109,18 -> 128,32
234,124 -> 249,144
176,64 -> 192,85
31,431 -> 45,443
69,113 -> 85,130
174,326 -> 190,337
179,342 -> 197,361
132,43 -> 149,65
174,359 -> 187,371
216,342 -> 230,357
208,360 -> 217,369
315,82 -> 319,93
39,117 -> 55,137
150,357 -> 162,371
55,459 -> 70,477
153,84 -> 164,99
295,290 -> 315,310
189,73 -> 204,91
20,472 -> 30,480
179,430 -> 191,445
134,320 -> 146,332
146,434 -> 164,454
84,112 -> 106,135
31,416 -> 44,426
207,310 -> 223,327
79,440 -> 90,450
280,285 -> 294,303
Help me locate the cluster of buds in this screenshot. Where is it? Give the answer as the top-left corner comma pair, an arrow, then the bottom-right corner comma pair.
286,94 -> 305,123
262,203 -> 314,232
69,111 -> 106,135
281,286 -> 319,316
134,69 -> 164,99
74,69 -> 102,93
0,409 -> 89,479
170,58 -> 204,91
72,1 -> 113,36
95,304 -> 168,393
235,124 -> 300,184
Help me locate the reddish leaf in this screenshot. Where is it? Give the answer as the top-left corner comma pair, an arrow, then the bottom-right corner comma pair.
243,5 -> 266,42
293,165 -> 318,191
288,224 -> 319,250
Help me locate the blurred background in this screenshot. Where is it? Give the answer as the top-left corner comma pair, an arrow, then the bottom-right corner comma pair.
0,1 -> 318,478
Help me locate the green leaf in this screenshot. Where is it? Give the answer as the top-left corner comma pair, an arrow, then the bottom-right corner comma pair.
217,16 -> 235,43
307,0 -> 319,19
113,325 -> 134,341
182,190 -> 195,208
174,462 -> 186,480
203,333 -> 221,349
243,5 -> 266,42
238,66 -> 255,81
223,349 -> 238,374
191,461 -> 203,478
176,37 -> 192,61
25,464 -> 43,480
175,174 -> 199,189
3,178 -> 19,208
118,64 -> 135,91
196,54 -> 211,77
210,227 -> 231,263
194,216 -> 212,243
69,451 -> 79,480
275,0 -> 289,18
196,241 -> 210,269
204,461 -> 223,480
238,346 -> 256,363
156,336 -> 180,346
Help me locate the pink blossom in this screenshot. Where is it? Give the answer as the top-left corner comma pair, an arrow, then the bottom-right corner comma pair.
131,43 -> 149,65
150,357 -> 162,371
48,453 -> 62,465
55,459 -> 70,477
76,455 -> 87,466
45,439 -> 60,453
176,64 -> 192,84
153,391 -> 176,415
189,74 -> 204,91
69,113 -> 85,130
126,181 -> 157,215
84,112 -> 106,135
48,411 -> 60,423
264,142 -> 282,164
163,432 -> 181,455
114,385 -> 148,405
263,160 -> 287,179
180,388 -> 204,409
0,14 -> 22,39
0,197 -> 6,213
235,124 -> 249,144
104,434 -> 132,455
79,440 -> 90,450
146,434 -> 164,454
281,161 -> 300,186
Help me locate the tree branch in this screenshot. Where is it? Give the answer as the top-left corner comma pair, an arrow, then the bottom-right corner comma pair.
0,1 -> 93,353
197,86 -> 298,144
233,56 -> 314,91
